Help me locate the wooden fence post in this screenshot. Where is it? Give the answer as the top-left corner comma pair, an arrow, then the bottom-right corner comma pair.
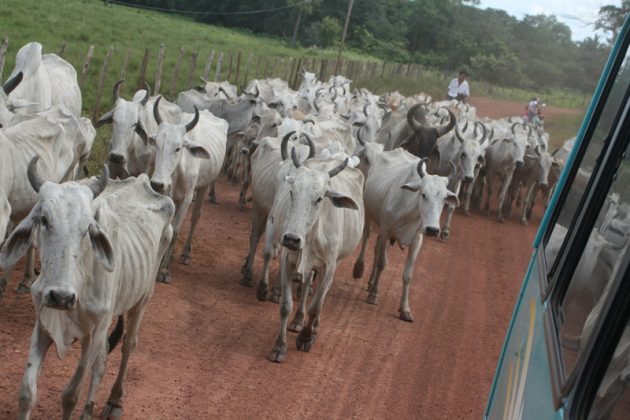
58,41 -> 67,58
136,48 -> 150,90
226,51 -> 233,81
169,47 -> 185,98
92,46 -> 114,121
380,62 -> 387,78
119,48 -> 132,81
214,51 -> 224,81
234,51 -> 242,86
186,50 -> 198,89
319,59 -> 326,81
291,58 -> 302,89
285,57 -> 294,81
0,36 -> 9,81
263,57 -> 270,79
202,49 -> 215,81
243,52 -> 253,87
154,44 -> 165,94
254,55 -> 262,80
79,45 -> 95,88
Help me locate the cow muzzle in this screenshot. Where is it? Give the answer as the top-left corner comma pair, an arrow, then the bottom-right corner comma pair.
44,288 -> 77,310
281,233 -> 302,251
108,153 -> 127,164
150,180 -> 166,194
540,182 -> 548,189
463,175 -> 474,183
516,160 -> 524,168
424,226 -> 440,237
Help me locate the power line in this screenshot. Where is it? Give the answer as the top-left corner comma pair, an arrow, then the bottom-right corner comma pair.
107,0 -> 313,16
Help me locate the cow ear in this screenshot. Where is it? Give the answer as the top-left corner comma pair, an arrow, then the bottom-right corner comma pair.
0,212 -> 38,270
401,180 -> 422,192
135,123 -> 148,145
325,191 -> 359,210
96,110 -> 114,128
89,223 -> 115,272
446,191 -> 460,208
477,155 -> 485,166
148,135 -> 158,146
183,139 -> 211,159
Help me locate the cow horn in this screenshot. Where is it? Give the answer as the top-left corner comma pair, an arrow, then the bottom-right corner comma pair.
510,122 -> 519,134
153,95 -> 164,125
185,106 -> 200,133
416,157 -> 428,179
300,132 -> 316,159
435,108 -> 456,138
290,146 -> 301,168
363,104 -> 368,117
490,127 -> 495,140
3,71 -> 23,95
253,85 -> 260,98
329,158 -> 348,178
342,86 -> 346,96
281,131 -> 296,161
87,165 -> 109,199
316,88 -> 325,97
199,76 -> 209,84
455,126 -> 465,143
329,86 -> 335,94
406,103 -> 424,132
27,156 -> 45,193
462,120 -> 469,133
447,160 -> 457,183
219,86 -> 230,98
303,119 -> 315,125
112,79 -> 124,102
357,127 -> 365,146
140,82 -> 151,105
313,97 -> 320,113
476,122 -> 488,145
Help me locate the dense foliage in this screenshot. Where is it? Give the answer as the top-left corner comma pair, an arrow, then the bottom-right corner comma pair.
120,0 -> 616,93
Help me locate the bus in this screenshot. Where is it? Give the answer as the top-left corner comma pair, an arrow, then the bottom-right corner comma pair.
484,15 -> 630,420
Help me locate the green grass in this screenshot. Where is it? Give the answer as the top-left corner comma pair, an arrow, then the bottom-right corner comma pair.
545,114 -> 583,151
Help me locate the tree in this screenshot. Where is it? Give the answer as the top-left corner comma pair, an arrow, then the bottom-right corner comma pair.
290,0 -> 320,46
596,1 -> 630,44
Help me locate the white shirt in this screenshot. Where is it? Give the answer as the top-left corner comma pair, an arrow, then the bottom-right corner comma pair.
447,78 -> 469,98
527,99 -> 538,114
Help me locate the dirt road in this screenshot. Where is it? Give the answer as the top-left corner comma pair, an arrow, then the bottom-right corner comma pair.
0,98 -> 550,419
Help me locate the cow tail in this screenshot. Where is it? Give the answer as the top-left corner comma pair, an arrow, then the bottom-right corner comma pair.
107,315 -> 125,354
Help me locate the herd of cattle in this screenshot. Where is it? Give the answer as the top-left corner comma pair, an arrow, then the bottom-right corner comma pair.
0,42 -> 569,419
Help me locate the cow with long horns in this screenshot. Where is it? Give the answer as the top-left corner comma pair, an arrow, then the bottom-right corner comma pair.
148,96 -> 228,282
0,158 -> 174,420
352,148 -> 459,322
96,80 -> 181,179
267,147 -> 365,363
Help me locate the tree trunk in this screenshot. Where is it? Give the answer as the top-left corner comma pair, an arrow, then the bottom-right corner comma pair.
291,8 -> 303,46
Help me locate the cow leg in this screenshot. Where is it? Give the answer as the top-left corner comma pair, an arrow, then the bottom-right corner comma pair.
257,218 -> 275,301
483,171 -> 493,216
241,205 -> 267,287
238,163 -> 251,211
80,337 -> 108,420
16,246 -> 37,293
62,332 -> 107,420
399,233 -> 423,322
180,184 -> 211,265
527,185 -> 539,221
521,183 -> 536,225
367,235 -> 388,305
496,172 -> 514,223
441,181 -> 461,240
103,303 -> 146,419
502,179 -> 516,218
157,196 -> 190,283
268,251 -> 294,363
352,219 -> 371,279
289,270 -> 315,332
207,180 -> 217,204
461,181 -> 473,216
471,170 -> 485,210
18,323 -> 52,420
297,264 -> 336,352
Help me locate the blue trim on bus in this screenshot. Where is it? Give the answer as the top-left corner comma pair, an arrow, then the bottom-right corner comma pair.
533,18 -> 630,248
484,248 -> 538,418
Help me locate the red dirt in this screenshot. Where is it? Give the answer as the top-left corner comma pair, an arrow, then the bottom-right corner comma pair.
471,96 -> 582,119
0,100 -> 548,419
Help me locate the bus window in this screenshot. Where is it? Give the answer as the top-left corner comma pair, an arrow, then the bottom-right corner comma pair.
544,54 -> 630,278
588,321 -> 630,419
556,152 -> 630,379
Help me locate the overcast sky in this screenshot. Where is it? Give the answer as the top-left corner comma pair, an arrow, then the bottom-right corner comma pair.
478,0 -> 613,41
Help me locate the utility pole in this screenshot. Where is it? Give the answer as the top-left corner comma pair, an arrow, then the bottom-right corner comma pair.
334,0 -> 354,74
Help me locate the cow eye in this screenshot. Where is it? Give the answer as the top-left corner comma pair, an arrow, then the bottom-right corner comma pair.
40,216 -> 49,229
316,197 -> 323,204
461,153 -> 467,159
421,193 -> 427,200
176,147 -> 181,152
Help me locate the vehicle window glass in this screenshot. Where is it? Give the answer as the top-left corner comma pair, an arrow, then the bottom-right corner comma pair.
544,53 -> 630,274
588,320 -> 630,419
557,152 -> 630,378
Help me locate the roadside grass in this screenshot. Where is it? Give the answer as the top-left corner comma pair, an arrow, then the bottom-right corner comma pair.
545,114 -> 583,151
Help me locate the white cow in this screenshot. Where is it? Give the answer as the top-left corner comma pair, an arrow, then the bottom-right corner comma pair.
0,161 -> 174,420
267,154 -> 364,363
149,97 -> 228,282
4,42 -> 81,119
352,149 -> 459,321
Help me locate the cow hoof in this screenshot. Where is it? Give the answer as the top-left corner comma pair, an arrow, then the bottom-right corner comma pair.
483,207 -> 490,216
520,219 -> 528,226
256,284 -> 268,301
156,272 -> 171,283
269,292 -> 281,304
440,230 -> 450,240
208,196 -> 218,205
80,401 -> 94,420
240,276 -> 254,288
16,283 -> 30,294
296,331 -> 316,352
102,403 -> 123,419
367,293 -> 379,305
267,345 -> 287,363
399,311 -> 414,322
179,254 -> 191,265
496,217 -> 504,223
352,261 -> 364,279
464,210 -> 471,216
288,318 -> 304,333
